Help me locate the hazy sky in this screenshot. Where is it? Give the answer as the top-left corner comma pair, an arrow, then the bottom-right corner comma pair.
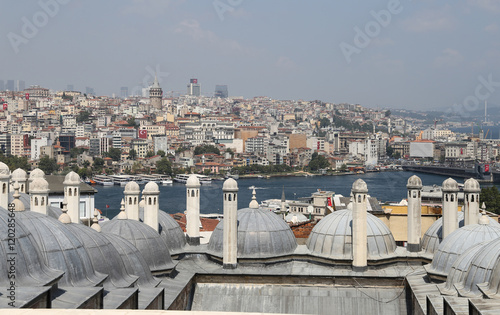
2,0 -> 500,110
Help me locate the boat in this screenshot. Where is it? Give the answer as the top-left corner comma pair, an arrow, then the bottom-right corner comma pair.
108,175 -> 133,186
162,179 -> 173,185
93,175 -> 114,186
248,185 -> 256,190
174,174 -> 212,184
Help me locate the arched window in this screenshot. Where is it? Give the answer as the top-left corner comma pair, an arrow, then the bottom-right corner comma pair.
129,197 -> 132,205
471,195 -> 474,202
418,191 -> 421,198
34,197 -> 38,206
196,190 -> 199,197
191,190 -> 195,197
154,198 -> 156,205
20,184 -> 24,192
134,197 -> 137,205
234,193 -> 236,201
224,194 -> 227,201
357,195 -> 361,203
75,188 -> 78,194
68,188 -> 72,196
228,194 -> 232,201
148,197 -> 152,205
2,183 -> 5,194
446,194 -> 449,202
412,191 -> 416,198
41,197 -> 44,206
451,194 -> 455,202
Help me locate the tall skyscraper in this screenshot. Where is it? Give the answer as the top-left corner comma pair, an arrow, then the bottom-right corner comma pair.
187,78 -> 201,96
6,80 -> 14,91
120,86 -> 129,98
215,85 -> 228,98
85,87 -> 95,95
16,80 -> 25,91
66,84 -> 74,91
0,80 -> 4,91
149,75 -> 163,110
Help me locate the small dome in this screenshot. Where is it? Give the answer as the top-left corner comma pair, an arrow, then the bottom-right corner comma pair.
442,177 -> 458,192
29,168 -> 45,179
223,178 -> 238,191
306,209 -> 397,259
143,181 -> 159,194
30,177 -> 49,192
101,218 -> 175,273
352,179 -> 368,193
124,181 -> 140,193
186,174 -> 200,187
407,175 -> 422,189
426,223 -> 500,278
139,209 -> 187,253
285,212 -> 309,224
208,208 -> 297,258
464,178 -> 480,193
63,171 -> 80,185
0,162 -> 10,176
11,168 -> 27,181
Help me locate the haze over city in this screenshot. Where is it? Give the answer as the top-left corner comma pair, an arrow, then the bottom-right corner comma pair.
2,0 -> 500,110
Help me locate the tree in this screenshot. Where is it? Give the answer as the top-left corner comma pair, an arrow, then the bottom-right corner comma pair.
70,147 -> 87,158
156,157 -> 172,175
339,164 -> 347,172
129,149 -> 137,160
126,117 -> 139,127
480,186 -> 500,214
145,151 -> 155,158
194,145 -> 220,156
38,155 -> 58,174
105,148 -> 122,161
157,150 -> 166,157
320,117 -> 331,128
76,110 -> 90,123
308,152 -> 330,171
93,157 -> 104,171
386,146 -> 394,157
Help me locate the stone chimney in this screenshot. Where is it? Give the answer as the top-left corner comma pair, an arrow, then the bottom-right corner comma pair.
407,175 -> 422,252
352,179 -> 368,272
223,178 -> 238,269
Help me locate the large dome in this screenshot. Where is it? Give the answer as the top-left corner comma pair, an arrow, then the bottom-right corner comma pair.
306,209 -> 396,259
208,208 -> 297,258
139,209 -> 186,253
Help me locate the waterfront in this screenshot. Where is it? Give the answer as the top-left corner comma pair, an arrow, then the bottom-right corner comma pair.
94,171 -> 470,219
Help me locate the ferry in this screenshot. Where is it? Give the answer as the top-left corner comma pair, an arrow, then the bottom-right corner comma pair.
93,175 -> 114,186
174,174 -> 212,184
108,175 -> 133,186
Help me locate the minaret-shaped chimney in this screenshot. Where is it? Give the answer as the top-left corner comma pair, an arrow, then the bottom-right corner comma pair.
63,171 -> 81,224
407,175 -> 422,252
28,168 -> 45,194
0,162 -> 11,210
352,179 -> 368,272
186,174 -> 201,245
442,178 -> 459,239
464,178 -> 480,225
11,168 -> 28,193
11,182 -> 25,212
91,209 -> 101,232
29,177 -> 50,215
223,178 -> 238,269
124,181 -> 140,221
143,181 -> 160,232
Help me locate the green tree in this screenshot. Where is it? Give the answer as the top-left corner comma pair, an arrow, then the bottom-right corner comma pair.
386,146 -> 394,157
76,110 -> 91,122
145,151 -> 155,158
105,147 -> 122,161
129,149 -> 137,160
339,164 -> 347,172
38,155 -> 58,174
308,152 -> 330,171
156,157 -> 172,175
93,157 -> 104,172
480,186 -> 500,214
126,117 -> 139,127
157,150 -> 166,157
319,117 -> 331,128
70,147 -> 86,158
194,144 -> 220,156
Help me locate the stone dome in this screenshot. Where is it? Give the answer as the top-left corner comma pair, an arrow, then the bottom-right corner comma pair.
101,218 -> 175,273
285,212 -> 309,224
16,210 -> 108,287
124,181 -> 140,193
29,168 -> 45,179
0,162 -> 10,175
30,177 -> 49,192
186,174 -> 200,187
442,177 -> 458,192
476,241 -> 500,298
139,209 -> 186,253
426,222 -> 500,278
102,233 -> 161,287
65,223 -> 139,289
223,178 -> 238,191
352,179 -> 368,193
464,178 -> 480,192
11,168 -> 27,181
208,208 -> 297,258
0,208 -> 64,287
143,181 -> 159,193
421,212 -> 499,254
63,171 -> 80,185
407,175 -> 422,189
306,209 -> 397,259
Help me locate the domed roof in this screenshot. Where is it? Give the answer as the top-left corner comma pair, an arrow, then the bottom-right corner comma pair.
30,177 -> 49,192
306,209 -> 397,259
65,223 -> 139,289
11,168 -> 27,181
29,168 -> 45,179
442,177 -> 458,191
101,218 -> 175,273
124,181 -> 140,193
102,233 -> 161,287
0,208 -> 64,287
476,241 -> 500,298
285,212 -> 309,224
143,181 -> 159,194
186,174 -> 200,187
223,178 -> 238,191
139,209 -> 186,253
407,175 -> 422,188
426,222 -> 500,278
208,208 -> 297,258
464,178 -> 480,192
421,212 -> 499,254
0,162 -> 10,176
352,179 -> 368,193
7,191 -> 62,219
16,210 -> 108,287
63,171 -> 80,185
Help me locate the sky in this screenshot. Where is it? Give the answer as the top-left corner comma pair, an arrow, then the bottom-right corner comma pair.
1,0 -> 500,111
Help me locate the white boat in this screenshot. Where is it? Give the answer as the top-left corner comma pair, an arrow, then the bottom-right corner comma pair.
174,174 -> 212,184
162,179 -> 173,185
93,175 -> 114,186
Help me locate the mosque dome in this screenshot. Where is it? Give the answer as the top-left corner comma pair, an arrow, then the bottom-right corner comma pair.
425,220 -> 500,278
464,178 -> 481,192
63,171 -> 80,185
208,207 -> 297,258
139,209 -> 186,253
29,168 -> 45,179
285,212 -> 309,224
11,168 -> 27,181
186,174 -> 200,187
124,181 -> 140,193
16,210 -> 107,287
0,208 -> 64,287
442,178 -> 459,191
407,175 -> 423,189
0,162 -> 10,176
306,209 -> 396,259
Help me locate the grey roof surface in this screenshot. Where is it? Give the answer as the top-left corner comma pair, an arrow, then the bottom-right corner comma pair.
139,209 -> 186,253
51,287 -> 104,309
0,287 -> 51,308
207,207 -> 297,258
16,210 -> 108,287
337,196 -> 383,212
45,175 -> 97,194
101,217 -> 175,273
427,223 -> 500,277
8,191 -> 63,219
306,209 -> 396,259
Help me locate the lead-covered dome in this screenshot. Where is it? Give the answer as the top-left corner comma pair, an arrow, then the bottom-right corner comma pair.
29,168 -> 45,179
186,174 -> 200,187
464,178 -> 480,192
0,162 -> 10,175
63,171 -> 80,185
11,168 -> 27,181
223,178 -> 238,191
442,177 -> 458,191
208,207 -> 297,258
30,177 -> 49,192
124,181 -> 140,193
306,209 -> 396,259
407,175 -> 423,188
139,209 -> 186,253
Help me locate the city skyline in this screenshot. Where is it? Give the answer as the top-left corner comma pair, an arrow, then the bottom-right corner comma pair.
1,0 -> 500,110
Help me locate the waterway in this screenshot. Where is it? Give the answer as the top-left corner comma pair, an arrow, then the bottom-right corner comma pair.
94,171 -> 472,219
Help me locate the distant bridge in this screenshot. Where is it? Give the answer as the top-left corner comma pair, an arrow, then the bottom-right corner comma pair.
402,165 -> 495,183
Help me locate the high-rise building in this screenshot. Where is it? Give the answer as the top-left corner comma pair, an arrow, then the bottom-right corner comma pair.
6,80 -> 14,91
215,85 -> 228,98
0,80 -> 4,91
187,78 -> 201,96
66,84 -> 74,91
85,87 -> 95,95
120,86 -> 129,98
16,80 -> 25,91
149,75 -> 163,110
